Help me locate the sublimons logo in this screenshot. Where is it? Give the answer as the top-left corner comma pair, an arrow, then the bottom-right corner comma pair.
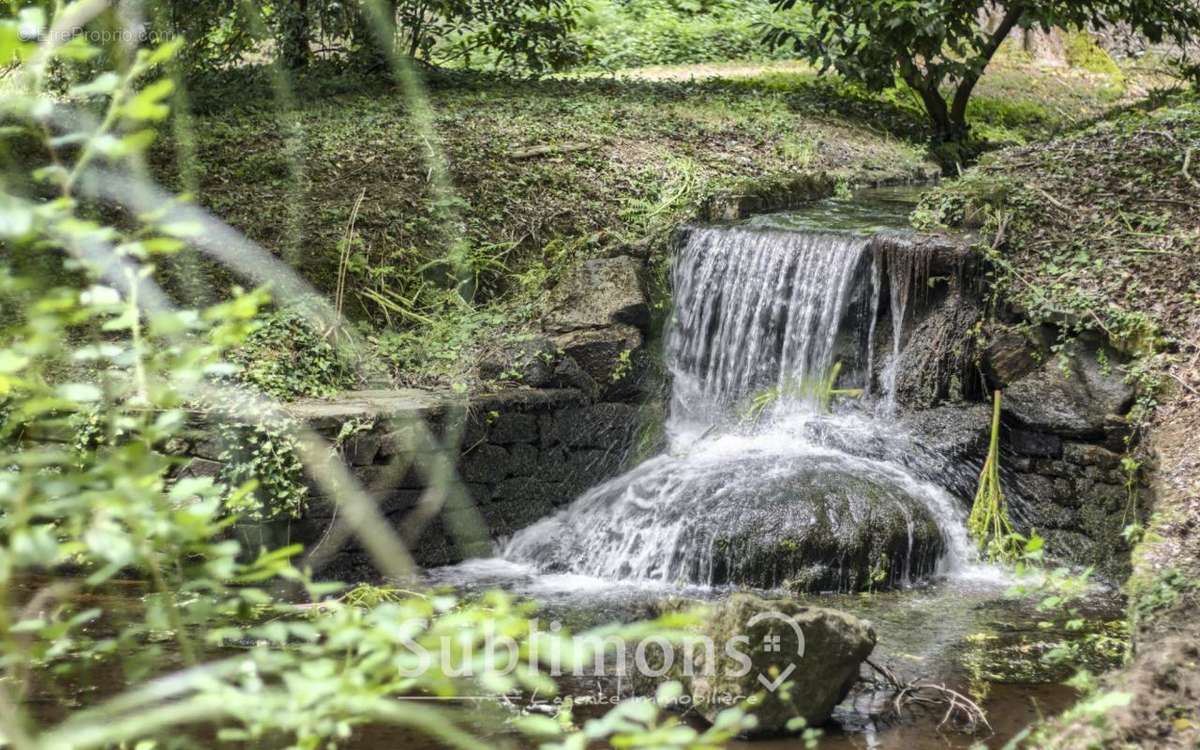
391,610 -> 806,695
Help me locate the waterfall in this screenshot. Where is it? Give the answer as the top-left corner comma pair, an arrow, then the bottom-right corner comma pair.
502,223 -> 973,591
666,228 -> 871,432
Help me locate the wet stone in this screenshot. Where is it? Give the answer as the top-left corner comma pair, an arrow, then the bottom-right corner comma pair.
507,443 -> 540,477
1005,427 -> 1062,458
342,432 -> 381,466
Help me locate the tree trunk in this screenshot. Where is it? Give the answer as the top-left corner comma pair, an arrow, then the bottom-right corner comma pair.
354,0 -> 400,69
279,0 -> 311,70
898,62 -> 962,143
948,3 -> 1028,139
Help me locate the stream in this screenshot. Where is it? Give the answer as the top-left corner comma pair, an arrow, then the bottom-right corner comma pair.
422,186 -> 1124,748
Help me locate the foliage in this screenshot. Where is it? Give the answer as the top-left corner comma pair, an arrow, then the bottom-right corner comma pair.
1008,534 -> 1129,680
168,71 -> 937,385
914,98 -> 1199,361
742,361 -> 861,422
145,0 -> 585,73
574,0 -> 790,70
232,303 -> 357,401
213,395 -> 310,521
765,0 -> 1200,143
1,6 -> 775,749
531,680 -> 761,750
968,390 -> 1019,562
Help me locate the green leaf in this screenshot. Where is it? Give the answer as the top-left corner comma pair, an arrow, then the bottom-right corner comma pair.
514,714 -> 563,737
123,79 -> 176,122
70,73 -> 121,98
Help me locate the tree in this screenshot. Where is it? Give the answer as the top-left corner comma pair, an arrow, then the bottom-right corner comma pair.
765,0 -> 1200,144
148,0 -> 583,73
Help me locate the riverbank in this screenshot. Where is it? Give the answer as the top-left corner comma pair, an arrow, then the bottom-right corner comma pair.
918,94 -> 1200,747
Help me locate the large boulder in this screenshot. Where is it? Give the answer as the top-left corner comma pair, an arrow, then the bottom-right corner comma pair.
544,256 -> 649,334
686,594 -> 876,735
983,325 -> 1048,387
504,450 -> 947,593
553,324 -> 644,400
893,290 -> 982,408
1004,344 -> 1135,438
477,336 -> 560,387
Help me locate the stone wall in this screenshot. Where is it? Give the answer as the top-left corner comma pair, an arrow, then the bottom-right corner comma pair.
887,255 -> 1144,580
995,334 -> 1142,580
186,388 -> 642,581
210,250 -> 658,582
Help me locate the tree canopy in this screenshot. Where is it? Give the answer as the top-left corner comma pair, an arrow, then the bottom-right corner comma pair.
149,0 -> 584,73
766,0 -> 1200,144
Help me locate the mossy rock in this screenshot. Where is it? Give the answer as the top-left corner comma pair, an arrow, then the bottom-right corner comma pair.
685,593 -> 876,735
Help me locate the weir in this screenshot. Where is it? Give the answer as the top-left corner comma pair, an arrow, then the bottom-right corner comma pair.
503,219 -> 975,592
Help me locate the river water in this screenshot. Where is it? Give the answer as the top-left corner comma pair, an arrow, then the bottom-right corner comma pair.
420,186 -> 1124,747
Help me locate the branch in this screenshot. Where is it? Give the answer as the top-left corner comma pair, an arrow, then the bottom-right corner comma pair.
950,3 -> 1027,124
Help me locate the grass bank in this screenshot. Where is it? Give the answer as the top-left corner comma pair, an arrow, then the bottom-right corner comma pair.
159,59 -> 1134,393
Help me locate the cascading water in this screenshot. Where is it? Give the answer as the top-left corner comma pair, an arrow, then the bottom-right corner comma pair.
503,220 -> 975,592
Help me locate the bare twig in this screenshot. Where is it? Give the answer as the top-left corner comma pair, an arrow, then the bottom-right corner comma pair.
864,659 -> 991,734
1183,148 -> 1200,193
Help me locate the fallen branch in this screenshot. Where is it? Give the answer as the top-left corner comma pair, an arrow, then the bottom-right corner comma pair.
1183,148 -> 1200,193
508,143 -> 599,160
864,659 -> 991,734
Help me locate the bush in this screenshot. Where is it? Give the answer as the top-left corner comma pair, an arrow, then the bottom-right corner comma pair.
231,305 -> 357,400
574,0 -> 796,70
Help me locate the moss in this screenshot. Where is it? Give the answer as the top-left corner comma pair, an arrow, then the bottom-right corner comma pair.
1065,32 -> 1124,78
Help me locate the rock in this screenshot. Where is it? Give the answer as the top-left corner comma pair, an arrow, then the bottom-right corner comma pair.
715,463 -> 946,592
685,594 -> 875,734
550,355 -> 599,400
178,457 -> 222,480
488,412 -> 539,444
1005,427 -> 1063,458
544,256 -> 649,334
1004,346 -> 1135,438
552,324 -> 643,396
342,432 -> 382,466
477,336 -> 559,387
539,403 -> 638,450
459,443 -> 510,483
984,327 -> 1046,386
893,289 -> 982,408
1063,442 -> 1123,470
508,452 -> 945,592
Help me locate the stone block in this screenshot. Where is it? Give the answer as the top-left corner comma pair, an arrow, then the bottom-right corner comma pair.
1005,427 -> 1062,458
507,443 -> 540,477
489,412 -> 539,444
543,256 -> 650,334
494,476 -> 565,508
1063,442 -> 1122,470
459,443 -> 511,483
343,432 -> 382,466
1004,346 -> 1135,437
178,457 -> 222,481
499,495 -> 558,532
540,403 -> 637,449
